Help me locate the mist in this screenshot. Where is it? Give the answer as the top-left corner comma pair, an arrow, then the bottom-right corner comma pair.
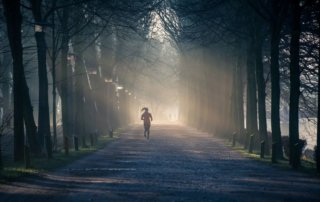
0,0 -> 319,176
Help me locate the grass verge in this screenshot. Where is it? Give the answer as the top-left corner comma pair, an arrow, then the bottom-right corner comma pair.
224,140 -> 319,177
0,133 -> 118,182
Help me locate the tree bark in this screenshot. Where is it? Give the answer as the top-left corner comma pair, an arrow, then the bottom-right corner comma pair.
246,37 -> 258,147
36,32 -> 52,157
2,0 -> 25,161
317,40 -> 320,172
255,23 -> 270,155
59,6 -> 70,155
22,81 -> 41,154
30,0 -> 52,158
51,10 -> 57,151
288,0 -> 302,168
1,50 -> 11,116
73,31 -> 88,147
270,0 -> 288,162
235,48 -> 245,143
270,27 -> 283,162
317,3 -> 320,173
74,53 -> 87,147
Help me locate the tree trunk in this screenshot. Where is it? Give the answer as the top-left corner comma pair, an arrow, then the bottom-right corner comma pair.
22,81 -> 41,154
1,50 -> 11,116
289,0 -> 302,168
73,32 -> 88,147
35,31 -> 52,158
246,38 -> 258,148
270,28 -> 283,162
317,42 -> 320,172
235,49 -> 245,143
270,24 -> 284,162
0,132 -> 2,169
270,0 -> 288,163
317,3 -> 320,173
51,11 -> 57,151
255,24 -> 270,155
74,54 -> 87,148
30,0 -> 52,158
99,34 -> 115,130
202,68 -> 210,132
2,0 -> 25,161
60,6 -> 70,155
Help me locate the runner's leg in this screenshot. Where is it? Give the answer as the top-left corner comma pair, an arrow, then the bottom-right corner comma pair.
144,124 -> 147,138
147,124 -> 150,139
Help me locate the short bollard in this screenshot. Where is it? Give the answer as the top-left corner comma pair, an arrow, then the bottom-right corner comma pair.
260,141 -> 265,158
74,136 -> 79,151
272,142 -> 277,163
94,131 -> 98,144
24,145 -> 31,169
232,132 -> 236,147
109,129 -> 113,138
292,142 -> 301,168
244,132 -> 249,149
249,134 -> 254,153
0,145 -> 2,170
64,136 -> 69,155
90,133 -> 94,146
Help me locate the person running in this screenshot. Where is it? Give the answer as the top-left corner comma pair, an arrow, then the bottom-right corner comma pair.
141,107 -> 153,139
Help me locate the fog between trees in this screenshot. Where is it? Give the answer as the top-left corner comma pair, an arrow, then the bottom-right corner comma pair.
0,0 -> 319,171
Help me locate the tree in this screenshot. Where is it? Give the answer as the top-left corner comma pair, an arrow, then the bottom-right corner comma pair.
247,0 -> 288,162
30,0 -> 52,158
58,3 -> 71,154
269,0 -> 288,162
254,18 -> 269,155
2,0 -> 25,161
246,29 -> 258,148
288,0 -> 303,168
317,45 -> 320,172
316,0 -> 320,173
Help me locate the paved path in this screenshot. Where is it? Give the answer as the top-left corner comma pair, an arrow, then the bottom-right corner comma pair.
1,124 -> 320,201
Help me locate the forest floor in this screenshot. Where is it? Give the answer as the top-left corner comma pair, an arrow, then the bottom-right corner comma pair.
0,124 -> 320,202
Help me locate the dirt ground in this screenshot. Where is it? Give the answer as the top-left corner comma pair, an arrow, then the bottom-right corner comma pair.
0,124 -> 320,202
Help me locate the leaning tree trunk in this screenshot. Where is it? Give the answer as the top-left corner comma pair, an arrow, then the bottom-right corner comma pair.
288,0 -> 302,169
2,0 -> 25,161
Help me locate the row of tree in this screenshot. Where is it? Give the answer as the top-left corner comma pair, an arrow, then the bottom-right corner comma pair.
169,0 -> 319,170
0,0 -> 166,163
0,0 -> 319,173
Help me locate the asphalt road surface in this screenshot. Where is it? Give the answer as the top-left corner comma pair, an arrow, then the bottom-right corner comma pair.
1,124 -> 320,202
